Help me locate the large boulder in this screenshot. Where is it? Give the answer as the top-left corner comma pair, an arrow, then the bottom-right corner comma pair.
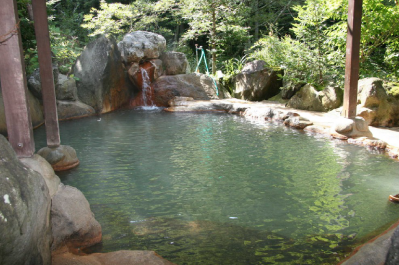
57,100 -> 95,121
73,35 -> 131,113
56,74 -> 78,101
51,184 -> 102,252
241,60 -> 266,72
356,78 -> 399,127
27,63 -> 60,100
281,81 -> 306,100
20,154 -> 61,198
0,135 -> 52,265
160,51 -> 190,75
286,84 -> 343,112
0,86 -> 44,136
118,31 -> 166,64
234,60 -> 283,101
152,73 -> 229,106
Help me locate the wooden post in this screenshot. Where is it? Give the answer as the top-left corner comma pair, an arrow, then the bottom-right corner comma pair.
0,0 -> 35,157
32,0 -> 61,147
342,0 -> 362,119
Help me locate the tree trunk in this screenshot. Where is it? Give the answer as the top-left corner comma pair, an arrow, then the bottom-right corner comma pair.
211,5 -> 216,75
174,24 -> 179,50
254,0 -> 259,41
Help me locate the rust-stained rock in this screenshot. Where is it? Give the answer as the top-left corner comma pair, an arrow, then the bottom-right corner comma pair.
73,35 -> 131,113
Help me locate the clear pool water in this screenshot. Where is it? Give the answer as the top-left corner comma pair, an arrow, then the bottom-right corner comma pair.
34,110 -> 399,264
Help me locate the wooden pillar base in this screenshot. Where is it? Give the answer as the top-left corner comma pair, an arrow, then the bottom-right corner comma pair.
37,145 -> 79,171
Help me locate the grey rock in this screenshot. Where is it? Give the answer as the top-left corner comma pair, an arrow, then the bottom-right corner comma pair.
356,78 -> 399,127
319,85 -> 343,110
281,82 -> 305,100
20,154 -> 61,198
56,74 -> 78,101
386,225 -> 399,265
283,115 -> 313,129
331,117 -> 372,138
286,84 -> 343,112
27,64 -> 59,100
234,63 -> 283,101
241,60 -> 266,72
0,86 -> 44,136
152,73 -> 229,106
0,135 -> 51,265
51,184 -> 102,251
160,52 -> 190,75
73,35 -> 131,113
341,227 -> 394,265
57,100 -> 95,121
118,31 -> 166,64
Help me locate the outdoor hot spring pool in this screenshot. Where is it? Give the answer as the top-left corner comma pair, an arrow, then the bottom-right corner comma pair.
34,109 -> 399,264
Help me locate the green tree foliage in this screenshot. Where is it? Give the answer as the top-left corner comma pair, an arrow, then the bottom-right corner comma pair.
81,0 -> 176,40
14,0 -> 399,83
16,0 -> 37,74
243,0 -> 304,43
332,0 -> 399,78
250,0 -> 399,87
177,0 -> 249,74
250,1 -> 344,87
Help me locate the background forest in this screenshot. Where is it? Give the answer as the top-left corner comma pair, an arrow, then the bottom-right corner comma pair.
18,0 -> 399,90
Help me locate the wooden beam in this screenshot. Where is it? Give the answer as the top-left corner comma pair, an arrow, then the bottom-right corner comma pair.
32,0 -> 61,147
342,0 -> 363,119
0,0 -> 35,157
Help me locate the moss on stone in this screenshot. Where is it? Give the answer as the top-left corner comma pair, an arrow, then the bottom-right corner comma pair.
384,82 -> 399,98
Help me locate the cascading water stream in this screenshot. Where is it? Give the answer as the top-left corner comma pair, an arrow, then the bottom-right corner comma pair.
140,67 -> 155,108
129,62 -> 159,110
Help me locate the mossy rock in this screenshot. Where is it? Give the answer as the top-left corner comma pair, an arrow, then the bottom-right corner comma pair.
385,82 -> 399,99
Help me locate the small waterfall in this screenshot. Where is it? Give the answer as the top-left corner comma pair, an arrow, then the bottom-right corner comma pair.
129,61 -> 159,110
140,67 -> 155,108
